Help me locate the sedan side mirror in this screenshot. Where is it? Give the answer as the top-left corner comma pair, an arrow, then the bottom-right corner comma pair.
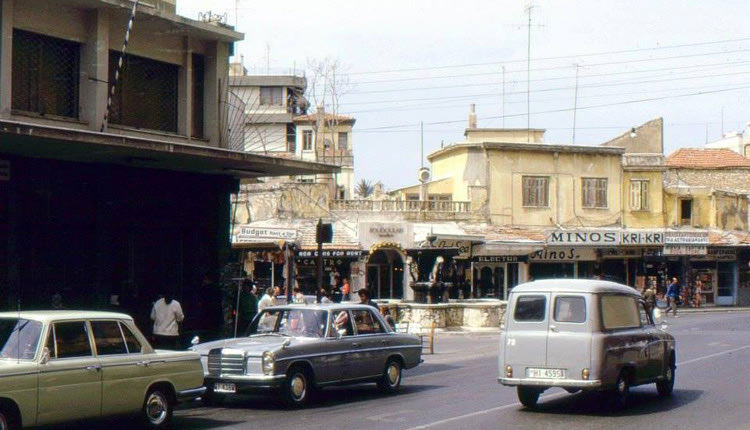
190,336 -> 200,346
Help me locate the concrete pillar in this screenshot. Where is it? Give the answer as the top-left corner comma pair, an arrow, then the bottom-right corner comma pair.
82,8 -> 110,131
0,0 -> 14,116
177,36 -> 192,138
204,41 -> 230,148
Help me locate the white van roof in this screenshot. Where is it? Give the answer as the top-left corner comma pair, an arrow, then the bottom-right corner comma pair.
511,279 -> 641,296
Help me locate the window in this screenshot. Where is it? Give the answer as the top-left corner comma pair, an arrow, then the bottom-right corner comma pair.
582,178 -> 607,208
286,124 -> 296,152
406,194 -> 420,201
52,322 -> 93,359
352,310 -> 385,335
303,130 -> 313,150
629,180 -> 649,211
92,321 -> 127,355
338,132 -> 349,150
108,52 -> 178,132
12,29 -> 80,118
681,199 -> 693,225
121,324 -> 142,353
513,295 -> 546,321
638,302 -> 653,326
600,295 -> 640,330
0,318 -> 43,360
554,296 -> 586,323
522,176 -> 549,207
260,87 -> 283,106
191,53 -> 205,138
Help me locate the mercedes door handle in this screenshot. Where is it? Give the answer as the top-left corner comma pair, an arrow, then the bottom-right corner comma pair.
136,361 -> 149,367
86,365 -> 101,372
352,343 -> 361,348
549,325 -> 558,332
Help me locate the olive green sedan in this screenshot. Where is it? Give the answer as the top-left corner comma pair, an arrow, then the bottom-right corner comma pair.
0,311 -> 205,429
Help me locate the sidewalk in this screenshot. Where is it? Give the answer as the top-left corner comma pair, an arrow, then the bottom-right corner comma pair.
666,305 -> 750,314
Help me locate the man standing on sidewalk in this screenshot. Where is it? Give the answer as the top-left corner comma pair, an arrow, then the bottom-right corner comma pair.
666,277 -> 680,317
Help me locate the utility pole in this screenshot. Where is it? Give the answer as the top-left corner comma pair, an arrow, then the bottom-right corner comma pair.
526,3 -> 534,143
572,64 -> 580,144
420,121 -> 424,168
502,65 -> 506,128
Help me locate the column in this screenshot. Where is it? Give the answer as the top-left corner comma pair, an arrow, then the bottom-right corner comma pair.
82,8 -> 110,131
0,0 -> 14,116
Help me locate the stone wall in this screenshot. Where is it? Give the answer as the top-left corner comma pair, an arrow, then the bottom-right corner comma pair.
384,300 -> 506,331
664,168 -> 750,191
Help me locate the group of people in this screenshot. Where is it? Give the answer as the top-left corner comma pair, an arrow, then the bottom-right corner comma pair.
642,276 -> 704,318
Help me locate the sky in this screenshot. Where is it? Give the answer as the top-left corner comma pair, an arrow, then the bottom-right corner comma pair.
178,0 -> 750,190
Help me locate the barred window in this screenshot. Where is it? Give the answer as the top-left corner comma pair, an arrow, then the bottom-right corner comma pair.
302,130 -> 313,150
12,29 -> 80,118
260,87 -> 283,106
338,132 -> 348,150
582,178 -> 608,208
522,176 -> 549,207
108,51 -> 178,133
630,180 -> 649,210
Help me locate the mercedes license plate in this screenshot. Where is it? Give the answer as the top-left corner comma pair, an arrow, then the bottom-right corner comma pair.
526,368 -> 565,379
213,382 -> 236,393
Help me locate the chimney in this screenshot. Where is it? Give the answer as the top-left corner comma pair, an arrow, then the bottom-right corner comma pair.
468,104 -> 477,129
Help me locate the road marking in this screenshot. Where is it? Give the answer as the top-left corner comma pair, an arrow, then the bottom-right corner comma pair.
368,409 -> 417,423
677,344 -> 750,366
407,344 -> 750,429
404,392 -> 568,430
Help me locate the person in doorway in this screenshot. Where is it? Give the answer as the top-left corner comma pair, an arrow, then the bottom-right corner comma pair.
237,279 -> 258,331
150,293 -> 184,349
341,278 -> 351,301
258,287 -> 275,311
643,284 -> 657,318
357,288 -> 378,309
666,277 -> 680,317
293,287 -> 305,303
693,280 -> 703,308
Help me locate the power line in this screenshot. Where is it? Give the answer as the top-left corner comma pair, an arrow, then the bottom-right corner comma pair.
355,84 -> 750,131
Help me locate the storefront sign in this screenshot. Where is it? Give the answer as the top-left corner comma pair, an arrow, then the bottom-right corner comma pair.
692,247 -> 736,261
235,226 -> 297,242
429,239 -> 472,259
474,255 -> 527,263
663,245 -> 708,256
547,230 -> 664,246
529,247 -> 597,261
359,222 -> 412,248
664,231 -> 709,245
296,250 -> 366,258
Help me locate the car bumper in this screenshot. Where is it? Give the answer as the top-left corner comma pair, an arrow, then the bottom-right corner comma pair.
177,386 -> 207,403
497,377 -> 603,389
205,374 -> 287,392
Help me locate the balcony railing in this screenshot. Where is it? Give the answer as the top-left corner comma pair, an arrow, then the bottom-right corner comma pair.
331,199 -> 471,213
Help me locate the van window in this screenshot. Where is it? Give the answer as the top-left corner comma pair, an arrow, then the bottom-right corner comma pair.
514,295 -> 546,321
554,296 -> 586,323
600,295 -> 640,329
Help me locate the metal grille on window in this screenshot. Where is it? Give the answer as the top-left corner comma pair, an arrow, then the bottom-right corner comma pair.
108,51 -> 178,133
12,29 -> 80,118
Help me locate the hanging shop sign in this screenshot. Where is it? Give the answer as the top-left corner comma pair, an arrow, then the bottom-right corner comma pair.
664,231 -> 710,245
427,239 -> 473,259
662,245 -> 708,256
529,247 -> 597,262
473,255 -> 528,263
234,226 -> 298,243
296,250 -> 366,258
546,230 -> 664,246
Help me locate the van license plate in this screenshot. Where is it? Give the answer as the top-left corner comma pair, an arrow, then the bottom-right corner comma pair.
213,382 -> 236,393
526,368 -> 565,379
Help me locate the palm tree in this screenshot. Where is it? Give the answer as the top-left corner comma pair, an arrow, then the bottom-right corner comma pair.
355,179 -> 374,198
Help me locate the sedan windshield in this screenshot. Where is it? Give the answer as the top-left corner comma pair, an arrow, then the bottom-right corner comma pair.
247,309 -> 328,338
0,318 -> 43,360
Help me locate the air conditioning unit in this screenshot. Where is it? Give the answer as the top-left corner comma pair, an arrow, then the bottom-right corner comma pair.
418,167 -> 431,183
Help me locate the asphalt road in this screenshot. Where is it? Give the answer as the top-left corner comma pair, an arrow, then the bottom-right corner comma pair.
48,311 -> 750,430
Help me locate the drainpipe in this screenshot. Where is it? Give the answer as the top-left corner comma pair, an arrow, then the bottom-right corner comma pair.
554,152 -> 561,225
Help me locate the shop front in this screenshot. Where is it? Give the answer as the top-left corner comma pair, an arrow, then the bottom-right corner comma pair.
294,249 -> 366,294
470,241 -> 543,299
358,222 -> 414,300
232,225 -> 299,290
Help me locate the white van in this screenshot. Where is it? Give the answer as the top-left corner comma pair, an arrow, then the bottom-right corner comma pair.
498,279 -> 676,409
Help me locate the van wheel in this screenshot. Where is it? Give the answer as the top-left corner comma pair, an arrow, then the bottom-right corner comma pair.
610,371 -> 630,409
517,386 -> 541,408
377,358 -> 402,393
657,358 -> 676,397
142,388 -> 174,428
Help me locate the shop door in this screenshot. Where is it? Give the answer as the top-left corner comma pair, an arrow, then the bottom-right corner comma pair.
716,262 -> 736,306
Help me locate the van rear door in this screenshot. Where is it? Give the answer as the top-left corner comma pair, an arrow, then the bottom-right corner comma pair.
504,293 -> 550,374
546,294 -> 591,380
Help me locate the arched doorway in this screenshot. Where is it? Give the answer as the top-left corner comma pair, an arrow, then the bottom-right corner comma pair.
367,244 -> 405,299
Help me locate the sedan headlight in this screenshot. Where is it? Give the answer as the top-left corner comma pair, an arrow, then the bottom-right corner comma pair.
262,351 -> 275,375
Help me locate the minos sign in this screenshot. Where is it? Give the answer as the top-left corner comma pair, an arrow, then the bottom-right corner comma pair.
547,230 -> 664,246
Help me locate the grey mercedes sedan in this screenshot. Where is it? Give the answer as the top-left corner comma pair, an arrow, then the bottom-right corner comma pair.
190,303 -> 422,407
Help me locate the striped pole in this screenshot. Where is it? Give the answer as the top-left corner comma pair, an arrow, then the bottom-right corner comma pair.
101,0 -> 139,132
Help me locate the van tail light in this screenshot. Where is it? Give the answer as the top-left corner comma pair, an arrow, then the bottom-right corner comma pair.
581,368 -> 590,380
505,365 -> 513,378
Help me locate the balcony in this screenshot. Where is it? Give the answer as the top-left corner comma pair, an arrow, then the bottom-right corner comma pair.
331,199 -> 470,213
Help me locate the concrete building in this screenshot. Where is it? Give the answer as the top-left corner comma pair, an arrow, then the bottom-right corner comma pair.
705,122 -> 750,157
0,0 -> 334,334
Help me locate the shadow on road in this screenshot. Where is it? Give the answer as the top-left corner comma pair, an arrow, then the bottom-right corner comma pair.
37,414 -> 236,430
524,388 -> 703,416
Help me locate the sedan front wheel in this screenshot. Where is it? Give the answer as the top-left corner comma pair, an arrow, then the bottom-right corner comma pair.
282,366 -> 312,408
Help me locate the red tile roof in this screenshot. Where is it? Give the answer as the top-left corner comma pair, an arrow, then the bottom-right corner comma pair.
666,148 -> 750,169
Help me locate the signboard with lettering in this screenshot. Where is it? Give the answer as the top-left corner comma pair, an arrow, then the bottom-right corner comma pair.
296,250 -> 366,258
473,255 -> 528,263
359,222 -> 413,248
662,245 -> 708,256
547,230 -> 664,246
664,231 -> 709,245
529,247 -> 597,262
690,247 -> 736,261
234,226 -> 298,243
426,239 -> 472,259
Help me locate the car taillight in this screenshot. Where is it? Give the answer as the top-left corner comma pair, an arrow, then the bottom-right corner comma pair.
505,365 -> 513,378
581,368 -> 590,380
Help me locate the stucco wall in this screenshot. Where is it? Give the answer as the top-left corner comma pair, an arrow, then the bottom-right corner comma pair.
389,301 -> 507,330
715,194 -> 749,231
623,170 -> 665,228
233,183 -> 330,222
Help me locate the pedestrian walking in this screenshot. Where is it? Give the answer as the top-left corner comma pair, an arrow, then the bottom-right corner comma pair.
150,293 -> 184,349
643,285 -> 657,318
693,280 -> 703,308
258,287 -> 275,311
666,277 -> 680,317
357,288 -> 378,309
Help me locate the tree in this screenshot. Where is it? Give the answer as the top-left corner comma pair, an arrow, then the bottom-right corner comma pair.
355,179 -> 374,199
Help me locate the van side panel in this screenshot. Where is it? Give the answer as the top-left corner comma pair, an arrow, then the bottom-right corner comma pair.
545,293 -> 592,381
502,293 -> 550,377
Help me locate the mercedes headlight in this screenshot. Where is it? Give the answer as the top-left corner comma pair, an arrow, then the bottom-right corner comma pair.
262,351 -> 275,375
